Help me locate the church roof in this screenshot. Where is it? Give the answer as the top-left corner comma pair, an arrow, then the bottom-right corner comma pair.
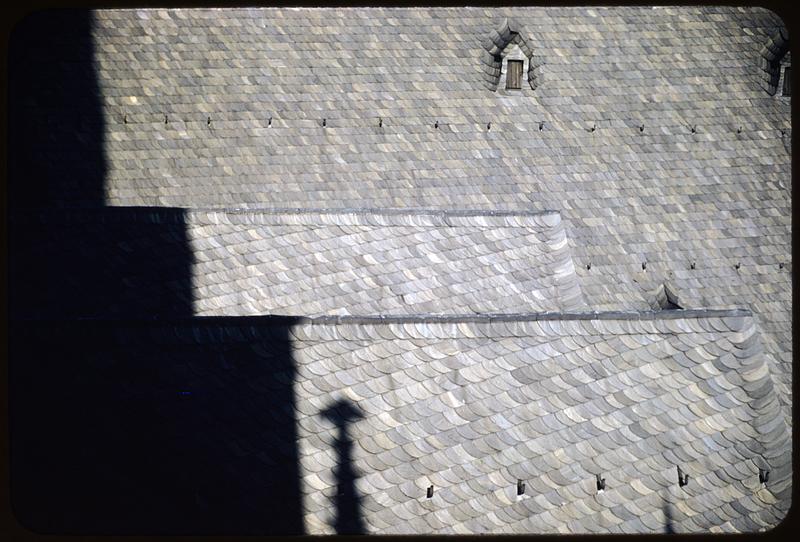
8,6 -> 791,534
11,310 -> 791,533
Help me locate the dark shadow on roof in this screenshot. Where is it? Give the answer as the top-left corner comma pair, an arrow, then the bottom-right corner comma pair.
7,9 -> 305,534
322,399 -> 367,535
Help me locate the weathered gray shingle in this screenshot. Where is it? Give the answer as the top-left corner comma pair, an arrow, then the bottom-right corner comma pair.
9,5 -> 791,534
11,312 -> 789,533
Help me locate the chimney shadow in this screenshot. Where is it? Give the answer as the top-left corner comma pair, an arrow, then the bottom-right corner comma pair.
321,399 -> 367,535
663,495 -> 676,534
8,10 -> 305,535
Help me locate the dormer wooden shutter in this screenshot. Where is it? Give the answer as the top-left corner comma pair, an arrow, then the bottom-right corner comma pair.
783,66 -> 791,96
506,60 -> 523,89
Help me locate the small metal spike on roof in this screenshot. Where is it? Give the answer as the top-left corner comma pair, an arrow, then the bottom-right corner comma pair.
435,120 -> 439,129
322,118 -> 327,127
678,466 -> 689,488
517,479 -> 525,495
379,118 -> 382,127
487,122 -> 491,131
759,468 -> 770,485
640,124 -> 644,133
539,121 -> 544,131
268,116 -> 272,126
123,114 -> 127,124
690,261 -> 696,270
164,114 -> 168,124
596,474 -> 606,493
427,485 -> 434,498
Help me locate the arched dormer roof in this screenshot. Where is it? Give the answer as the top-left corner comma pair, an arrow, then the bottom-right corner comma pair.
480,18 -> 544,91
759,27 -> 790,95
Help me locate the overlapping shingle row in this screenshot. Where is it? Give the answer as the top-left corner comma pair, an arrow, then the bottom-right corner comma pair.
11,311 -> 789,532
187,208 -> 583,316
9,6 -> 791,534
38,7 -> 788,417
10,207 -> 584,317
287,311 -> 789,533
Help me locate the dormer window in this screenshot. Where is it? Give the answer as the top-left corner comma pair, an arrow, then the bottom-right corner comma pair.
481,18 -> 543,92
782,65 -> 791,96
759,29 -> 790,96
506,60 -> 523,89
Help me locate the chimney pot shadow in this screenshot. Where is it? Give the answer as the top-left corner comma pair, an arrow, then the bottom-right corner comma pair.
321,399 -> 367,535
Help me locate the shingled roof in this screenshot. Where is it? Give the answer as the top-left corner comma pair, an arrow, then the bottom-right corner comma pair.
10,207 -> 583,317
9,311 -> 790,533
8,5 -> 791,535
16,6 -> 789,413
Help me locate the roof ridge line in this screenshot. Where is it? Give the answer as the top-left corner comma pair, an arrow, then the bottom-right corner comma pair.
10,207 -> 563,227
189,207 -> 560,217
11,308 -> 753,326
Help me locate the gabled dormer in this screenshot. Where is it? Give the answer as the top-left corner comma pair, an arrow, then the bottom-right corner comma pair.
759,28 -> 790,97
481,18 -> 543,92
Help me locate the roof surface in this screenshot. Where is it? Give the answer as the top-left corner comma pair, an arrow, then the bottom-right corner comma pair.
11,208 -> 584,316
10,312 -> 790,533
58,6 -> 792,418
8,5 -> 792,534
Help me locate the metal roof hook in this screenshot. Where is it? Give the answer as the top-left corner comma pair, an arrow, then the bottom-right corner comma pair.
677,466 -> 689,487
596,474 -> 606,493
759,468 -> 770,485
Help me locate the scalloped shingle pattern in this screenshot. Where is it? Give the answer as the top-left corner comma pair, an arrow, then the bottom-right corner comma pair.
11,313 -> 789,533
40,6 -> 787,416
287,313 -> 789,533
10,6 -> 792,534
187,209 -> 583,316
9,208 -> 584,317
